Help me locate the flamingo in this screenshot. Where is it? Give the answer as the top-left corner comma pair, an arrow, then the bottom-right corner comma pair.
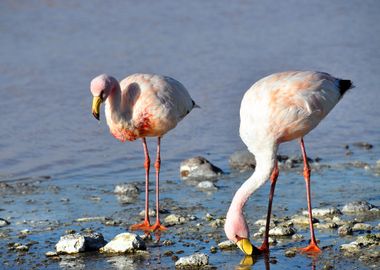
90,73 -> 198,232
224,71 -> 353,255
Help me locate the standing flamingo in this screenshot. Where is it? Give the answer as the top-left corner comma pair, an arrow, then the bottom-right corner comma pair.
90,73 -> 197,232
224,71 -> 353,255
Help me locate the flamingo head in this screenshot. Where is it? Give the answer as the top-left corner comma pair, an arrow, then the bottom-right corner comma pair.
224,207 -> 254,255
90,74 -> 117,120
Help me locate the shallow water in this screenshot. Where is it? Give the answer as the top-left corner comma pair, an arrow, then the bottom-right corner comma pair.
0,0 -> 379,269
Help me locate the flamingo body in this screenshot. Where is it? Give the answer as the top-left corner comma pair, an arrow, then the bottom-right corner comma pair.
90,73 -> 197,232
225,71 -> 353,255
101,73 -> 195,142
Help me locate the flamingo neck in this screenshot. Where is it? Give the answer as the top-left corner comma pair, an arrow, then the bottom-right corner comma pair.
106,82 -> 133,123
228,147 -> 277,213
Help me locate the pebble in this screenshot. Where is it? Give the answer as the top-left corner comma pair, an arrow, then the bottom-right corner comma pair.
15,245 -> 29,252
302,207 -> 342,217
164,214 -> 187,226
197,181 -> 218,191
100,232 -> 145,253
56,233 -> 106,254
0,218 -> 10,227
218,240 -> 236,250
45,251 -> 59,257
175,253 -> 209,268
315,222 -> 338,230
114,183 -> 140,195
75,216 -> 107,222
180,156 -> 223,180
338,224 -> 353,236
342,201 -> 378,213
209,218 -> 224,228
352,223 -> 373,231
255,218 -> 276,227
229,150 -> 256,171
290,214 -> 318,226
291,234 -> 304,241
269,225 -> 296,236
284,247 -> 298,257
139,208 -> 156,217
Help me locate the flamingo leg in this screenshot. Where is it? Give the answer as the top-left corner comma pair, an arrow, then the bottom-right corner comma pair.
150,137 -> 168,231
258,162 -> 279,253
299,138 -> 321,253
130,138 -> 152,231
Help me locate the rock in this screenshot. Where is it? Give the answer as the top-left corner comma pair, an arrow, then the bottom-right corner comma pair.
229,150 -> 256,171
164,214 -> 187,226
100,232 -> 145,253
255,218 -> 276,227
292,234 -> 304,241
175,253 -> 209,268
218,240 -> 236,250
340,234 -> 380,252
45,251 -> 59,257
352,142 -> 373,150
56,233 -> 106,254
139,208 -> 156,217
302,207 -> 342,217
180,156 -> 223,180
338,224 -> 353,236
114,183 -> 139,195
291,214 -> 318,226
15,245 -> 29,252
352,223 -> 373,231
342,201 -> 378,213
209,218 -> 224,228
197,181 -> 218,191
269,225 -> 296,236
284,247 -> 298,257
75,216 -> 107,222
0,218 -> 10,227
315,222 -> 338,230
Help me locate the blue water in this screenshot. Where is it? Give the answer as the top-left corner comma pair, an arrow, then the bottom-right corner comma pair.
0,1 -> 379,269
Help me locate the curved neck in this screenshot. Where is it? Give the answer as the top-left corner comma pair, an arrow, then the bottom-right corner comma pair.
228,147 -> 277,213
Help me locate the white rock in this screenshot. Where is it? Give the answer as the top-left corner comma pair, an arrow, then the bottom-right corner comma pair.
175,253 -> 209,267
164,214 -> 186,226
0,218 -> 10,227
269,226 -> 296,236
56,234 -> 85,254
302,207 -> 341,217
218,240 -> 236,250
100,233 -> 145,253
352,223 -> 373,231
139,208 -> 156,217
56,233 -> 106,254
197,181 -> 218,191
114,184 -> 139,195
342,201 -> 378,213
180,156 -> 223,180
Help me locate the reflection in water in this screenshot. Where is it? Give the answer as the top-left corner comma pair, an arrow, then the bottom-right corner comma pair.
59,255 -> 86,270
236,252 -> 319,270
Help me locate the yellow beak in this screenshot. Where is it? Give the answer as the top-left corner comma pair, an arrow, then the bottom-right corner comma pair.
92,96 -> 103,120
236,238 -> 254,255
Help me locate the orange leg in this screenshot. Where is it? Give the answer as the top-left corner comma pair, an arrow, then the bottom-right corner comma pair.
258,162 -> 279,253
299,138 -> 321,253
150,137 -> 168,232
130,138 -> 152,231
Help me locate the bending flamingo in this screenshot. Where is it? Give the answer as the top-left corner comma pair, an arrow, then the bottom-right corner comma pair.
224,71 -> 353,255
90,73 -> 197,232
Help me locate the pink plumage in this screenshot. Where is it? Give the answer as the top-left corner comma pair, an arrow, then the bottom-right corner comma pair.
224,71 -> 353,255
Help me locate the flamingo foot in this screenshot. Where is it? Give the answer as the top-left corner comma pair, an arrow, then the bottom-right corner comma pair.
299,242 -> 322,254
150,220 -> 168,232
130,220 -> 151,232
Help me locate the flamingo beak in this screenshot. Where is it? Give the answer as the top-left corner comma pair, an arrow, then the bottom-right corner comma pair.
92,96 -> 103,120
236,238 -> 254,255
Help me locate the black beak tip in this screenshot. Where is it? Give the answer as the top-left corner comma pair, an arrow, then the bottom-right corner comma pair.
92,112 -> 100,121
